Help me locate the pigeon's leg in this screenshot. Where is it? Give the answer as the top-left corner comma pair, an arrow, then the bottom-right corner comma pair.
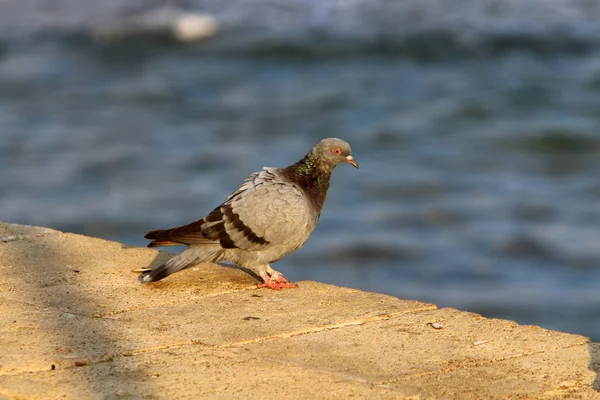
264,264 -> 295,286
257,264 -> 296,290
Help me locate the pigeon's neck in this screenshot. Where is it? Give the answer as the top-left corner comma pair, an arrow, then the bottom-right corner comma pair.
284,153 -> 332,213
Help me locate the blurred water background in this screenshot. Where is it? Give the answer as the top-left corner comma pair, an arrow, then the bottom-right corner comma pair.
1,0 -> 600,340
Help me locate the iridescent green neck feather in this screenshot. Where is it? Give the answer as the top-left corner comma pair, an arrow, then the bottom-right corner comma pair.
284,152 -> 332,213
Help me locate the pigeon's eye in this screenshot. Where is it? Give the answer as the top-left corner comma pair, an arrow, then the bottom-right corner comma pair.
333,147 -> 342,155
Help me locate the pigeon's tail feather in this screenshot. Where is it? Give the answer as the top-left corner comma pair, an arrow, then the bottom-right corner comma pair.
138,244 -> 223,283
144,229 -> 162,239
145,229 -> 183,247
145,222 -> 216,247
147,240 -> 181,248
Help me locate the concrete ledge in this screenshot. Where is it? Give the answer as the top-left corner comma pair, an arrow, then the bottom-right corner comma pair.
0,222 -> 598,399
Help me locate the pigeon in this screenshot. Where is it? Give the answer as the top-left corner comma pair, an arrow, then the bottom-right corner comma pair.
139,138 -> 358,289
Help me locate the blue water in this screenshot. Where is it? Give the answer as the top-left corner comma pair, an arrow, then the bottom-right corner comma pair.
1,0 -> 600,340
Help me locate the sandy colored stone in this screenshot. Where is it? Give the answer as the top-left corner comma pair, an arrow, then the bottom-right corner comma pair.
0,222 -> 59,242
0,222 -> 599,399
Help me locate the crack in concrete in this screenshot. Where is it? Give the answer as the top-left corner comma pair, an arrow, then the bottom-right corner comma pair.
0,340 -> 215,376
0,306 -> 436,377
373,340 -> 591,386
222,306 -> 438,348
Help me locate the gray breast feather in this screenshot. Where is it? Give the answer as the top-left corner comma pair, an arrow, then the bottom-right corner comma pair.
202,168 -> 316,252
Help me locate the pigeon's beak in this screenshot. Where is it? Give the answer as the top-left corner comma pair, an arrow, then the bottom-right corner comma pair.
346,155 -> 359,169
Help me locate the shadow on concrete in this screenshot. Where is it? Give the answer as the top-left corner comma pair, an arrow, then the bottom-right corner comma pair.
3,232 -> 156,396
138,244 -> 263,283
218,261 -> 261,281
134,248 -> 170,272
590,342 -> 600,391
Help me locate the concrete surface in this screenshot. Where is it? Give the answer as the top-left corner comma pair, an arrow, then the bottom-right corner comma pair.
0,222 -> 599,399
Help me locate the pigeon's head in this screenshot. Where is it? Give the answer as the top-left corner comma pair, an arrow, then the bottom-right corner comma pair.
312,138 -> 359,169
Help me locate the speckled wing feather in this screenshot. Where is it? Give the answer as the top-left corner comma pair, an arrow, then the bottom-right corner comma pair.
146,168 -> 316,251
203,167 -> 316,250
145,219 -> 215,247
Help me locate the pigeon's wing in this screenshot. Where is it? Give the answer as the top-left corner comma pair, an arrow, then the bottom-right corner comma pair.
146,168 -> 315,251
145,219 -> 217,247
201,168 -> 315,251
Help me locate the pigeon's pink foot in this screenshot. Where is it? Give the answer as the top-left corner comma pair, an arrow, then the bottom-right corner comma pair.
258,271 -> 297,290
